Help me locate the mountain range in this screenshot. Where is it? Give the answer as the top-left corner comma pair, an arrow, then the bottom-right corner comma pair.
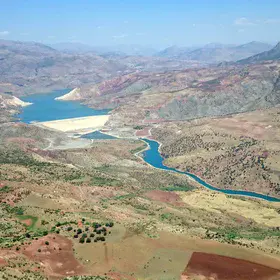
156,41 -> 273,63
0,39 -> 196,96
237,42 -> 280,64
1,39 -> 280,98
50,42 -> 157,56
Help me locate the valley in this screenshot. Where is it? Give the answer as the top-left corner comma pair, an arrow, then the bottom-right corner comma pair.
1,38 -> 280,279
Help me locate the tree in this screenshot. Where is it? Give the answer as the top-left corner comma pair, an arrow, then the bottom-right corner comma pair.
67,226 -> 73,231
86,238 -> 91,243
45,241 -> 49,245
79,237 -> 85,243
77,228 -> 82,234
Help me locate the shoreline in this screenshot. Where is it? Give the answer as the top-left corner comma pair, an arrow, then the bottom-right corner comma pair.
31,115 -> 110,133
89,129 -> 280,202
137,137 -> 280,203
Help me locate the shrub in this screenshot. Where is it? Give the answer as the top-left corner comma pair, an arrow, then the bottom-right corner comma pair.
82,233 -> 87,238
67,226 -> 73,231
38,249 -> 41,252
77,229 -> 82,234
86,238 -> 91,243
74,234 -> 78,238
45,241 -> 49,245
79,237 -> 85,243
90,233 -> 95,237
25,233 -> 31,238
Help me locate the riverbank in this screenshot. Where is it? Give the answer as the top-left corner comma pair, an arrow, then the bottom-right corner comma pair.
139,138 -> 280,202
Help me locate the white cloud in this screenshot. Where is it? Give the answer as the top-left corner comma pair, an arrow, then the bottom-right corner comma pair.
112,34 -> 128,39
234,17 -> 255,26
0,31 -> 9,36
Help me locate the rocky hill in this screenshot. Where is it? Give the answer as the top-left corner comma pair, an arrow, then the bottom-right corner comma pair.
56,61 -> 280,129
156,42 -> 272,63
0,92 -> 31,123
238,42 -> 280,64
0,39 -> 202,96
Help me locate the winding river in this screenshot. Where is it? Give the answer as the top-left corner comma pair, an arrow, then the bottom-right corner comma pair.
18,90 -> 280,202
141,138 -> 280,202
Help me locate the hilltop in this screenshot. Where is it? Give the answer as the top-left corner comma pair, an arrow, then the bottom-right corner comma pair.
238,42 -> 280,64
0,39 -> 200,96
156,41 -> 272,63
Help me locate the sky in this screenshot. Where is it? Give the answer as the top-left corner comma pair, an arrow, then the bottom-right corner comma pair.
0,0 -> 280,48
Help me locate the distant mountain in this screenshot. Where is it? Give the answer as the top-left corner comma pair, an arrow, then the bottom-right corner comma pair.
234,41 -> 272,53
51,42 -> 157,56
0,39 -> 196,96
156,41 -> 272,63
50,42 -> 97,53
156,45 -> 197,58
0,39 -> 58,56
237,42 -> 280,64
0,40 -> 128,96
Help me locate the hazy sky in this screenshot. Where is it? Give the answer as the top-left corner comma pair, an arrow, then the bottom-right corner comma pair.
1,0 -> 280,48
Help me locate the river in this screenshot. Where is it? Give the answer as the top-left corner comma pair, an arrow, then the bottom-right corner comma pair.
17,90 -> 280,202
141,138 -> 280,202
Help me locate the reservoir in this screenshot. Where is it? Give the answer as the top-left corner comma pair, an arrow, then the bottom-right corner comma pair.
17,89 -> 110,123
17,89 -> 280,202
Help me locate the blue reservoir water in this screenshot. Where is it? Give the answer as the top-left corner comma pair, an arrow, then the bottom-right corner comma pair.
81,131 -> 116,140
141,138 -> 280,202
17,89 -> 110,123
16,89 -> 280,202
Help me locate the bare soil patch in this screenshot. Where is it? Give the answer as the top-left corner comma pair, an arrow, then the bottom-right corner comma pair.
145,190 -> 185,206
182,252 -> 280,280
135,127 -> 150,137
21,219 -> 32,227
22,234 -> 85,278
